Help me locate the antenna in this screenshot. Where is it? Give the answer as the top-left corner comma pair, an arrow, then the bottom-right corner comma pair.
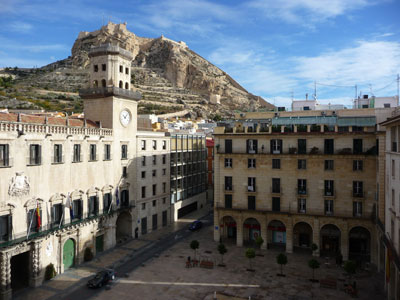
354,84 -> 357,100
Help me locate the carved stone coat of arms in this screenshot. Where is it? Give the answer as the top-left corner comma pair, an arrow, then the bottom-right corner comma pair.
8,172 -> 30,197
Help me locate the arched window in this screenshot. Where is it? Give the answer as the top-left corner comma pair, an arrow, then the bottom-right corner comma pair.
93,80 -> 98,88
119,81 -> 123,88
125,82 -> 129,90
101,79 -> 106,88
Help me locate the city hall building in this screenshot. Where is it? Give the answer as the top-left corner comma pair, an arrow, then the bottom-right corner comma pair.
0,44 -> 206,299
213,108 -> 392,268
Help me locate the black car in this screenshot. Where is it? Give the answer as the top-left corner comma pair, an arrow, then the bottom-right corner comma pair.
87,269 -> 116,288
189,220 -> 203,231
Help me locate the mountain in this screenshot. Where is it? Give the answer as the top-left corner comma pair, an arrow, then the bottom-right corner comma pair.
0,22 -> 274,118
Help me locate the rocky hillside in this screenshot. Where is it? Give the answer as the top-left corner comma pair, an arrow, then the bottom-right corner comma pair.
0,22 -> 273,118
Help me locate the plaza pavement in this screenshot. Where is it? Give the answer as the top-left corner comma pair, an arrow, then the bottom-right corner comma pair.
14,203 -> 385,299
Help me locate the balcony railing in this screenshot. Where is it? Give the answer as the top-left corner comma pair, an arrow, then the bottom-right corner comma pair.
0,205 -> 133,249
216,147 -> 377,156
79,86 -> 141,100
247,185 -> 256,192
224,184 -> 233,191
352,191 -> 364,198
296,188 -> 308,195
324,190 -> 336,198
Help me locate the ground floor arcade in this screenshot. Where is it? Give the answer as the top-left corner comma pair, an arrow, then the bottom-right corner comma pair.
214,209 -> 375,264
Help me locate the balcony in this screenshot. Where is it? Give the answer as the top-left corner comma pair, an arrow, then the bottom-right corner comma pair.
296,188 -> 308,196
79,86 -> 142,101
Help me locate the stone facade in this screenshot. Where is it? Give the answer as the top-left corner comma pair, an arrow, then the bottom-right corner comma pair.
213,108 -> 393,269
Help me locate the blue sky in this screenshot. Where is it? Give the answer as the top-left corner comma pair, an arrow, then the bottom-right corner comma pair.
0,0 -> 399,107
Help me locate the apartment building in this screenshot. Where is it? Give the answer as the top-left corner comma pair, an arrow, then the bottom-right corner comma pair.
213,108 -> 392,268
136,132 -> 171,237
170,134 -> 207,221
380,113 -> 400,300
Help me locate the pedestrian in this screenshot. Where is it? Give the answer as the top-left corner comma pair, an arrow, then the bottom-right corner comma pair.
188,256 -> 191,263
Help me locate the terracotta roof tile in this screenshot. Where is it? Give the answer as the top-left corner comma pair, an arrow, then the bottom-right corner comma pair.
0,112 -> 98,128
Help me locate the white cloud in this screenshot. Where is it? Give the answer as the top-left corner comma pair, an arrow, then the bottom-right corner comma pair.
247,0 -> 374,25
8,21 -> 32,33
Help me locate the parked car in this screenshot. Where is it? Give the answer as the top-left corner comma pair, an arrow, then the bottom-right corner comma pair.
87,269 -> 116,288
189,220 -> 203,231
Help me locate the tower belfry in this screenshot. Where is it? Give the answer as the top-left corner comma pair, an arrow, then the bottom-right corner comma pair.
79,44 -> 141,130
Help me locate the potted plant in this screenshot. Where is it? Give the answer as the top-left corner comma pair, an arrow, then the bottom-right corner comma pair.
218,243 -> 227,267
308,259 -> 320,282
245,248 -> 256,271
276,253 -> 288,277
255,236 -> 264,256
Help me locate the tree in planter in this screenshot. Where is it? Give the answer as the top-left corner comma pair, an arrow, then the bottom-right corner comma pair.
245,248 -> 256,271
218,243 -> 227,266
276,253 -> 288,276
255,236 -> 264,255
344,260 -> 357,283
311,243 -> 318,255
190,240 -> 200,260
308,259 -> 320,282
45,263 -> 57,280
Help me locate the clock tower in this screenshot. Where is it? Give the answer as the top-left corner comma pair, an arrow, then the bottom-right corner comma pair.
80,43 -> 141,135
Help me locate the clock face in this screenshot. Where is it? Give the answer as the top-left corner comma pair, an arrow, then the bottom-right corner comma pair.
120,109 -> 131,127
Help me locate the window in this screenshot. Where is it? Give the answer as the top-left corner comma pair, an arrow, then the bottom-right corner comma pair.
152,155 -> 156,165
298,139 -> 306,154
225,176 -> 233,191
272,159 -> 280,169
392,189 -> 395,207
0,215 -> 11,241
153,200 -> 156,207
272,178 -> 280,193
119,65 -> 123,73
324,180 -> 334,196
225,139 -> 232,153
272,197 -> 280,212
53,144 -> 63,163
225,158 -> 233,168
297,179 -> 307,195
52,203 -> 63,226
141,140 -> 146,150
141,171 -> 146,178
325,200 -> 333,215
152,140 -> 157,150
162,140 -> 167,150
142,203 -> 146,210
162,154 -> 166,164
353,181 -> 363,197
94,65 -> 98,72
298,159 -> 306,170
103,193 -> 111,213
88,196 -> 98,217
163,182 -> 166,193
248,196 -> 256,210
73,199 -> 83,219
298,198 -> 306,213
121,144 -> 128,159
101,79 -> 106,87
152,170 -> 156,177
89,144 -> 97,161
324,139 -> 334,154
122,166 -> 127,178
353,201 -> 362,217
384,103 -> 391,108
353,160 -> 363,171
325,160 -> 334,170
153,184 -> 157,196
104,144 -> 111,160
73,144 -> 81,163
27,208 -> 42,232
119,80 -> 123,88
270,139 -> 282,154
102,64 -> 106,71
29,144 -> 41,165
142,186 -> 146,198
163,198 -> 166,204
248,158 -> 256,168
121,190 -> 129,207
225,194 -> 232,208
353,139 -> 363,154
142,156 -> 146,166
0,144 -> 10,167
392,159 -> 395,177
246,139 -> 258,154
125,67 -> 129,75
248,177 -> 256,192
162,168 -> 166,175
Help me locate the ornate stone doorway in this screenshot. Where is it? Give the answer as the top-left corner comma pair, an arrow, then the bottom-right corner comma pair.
11,251 -> 30,291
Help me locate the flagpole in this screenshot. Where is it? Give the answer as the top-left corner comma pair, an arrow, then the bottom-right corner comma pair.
59,203 -> 65,229
27,203 -> 35,239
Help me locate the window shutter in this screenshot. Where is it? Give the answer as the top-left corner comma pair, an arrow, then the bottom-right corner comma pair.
38,145 -> 42,164
353,202 -> 357,216
7,215 -> 12,240
270,140 -> 273,153
29,145 -> 34,165
5,144 -> 9,166
278,140 -> 282,153
51,206 -> 55,225
254,140 -> 258,153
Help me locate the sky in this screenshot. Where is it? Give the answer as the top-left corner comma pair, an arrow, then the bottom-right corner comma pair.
0,0 -> 399,108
